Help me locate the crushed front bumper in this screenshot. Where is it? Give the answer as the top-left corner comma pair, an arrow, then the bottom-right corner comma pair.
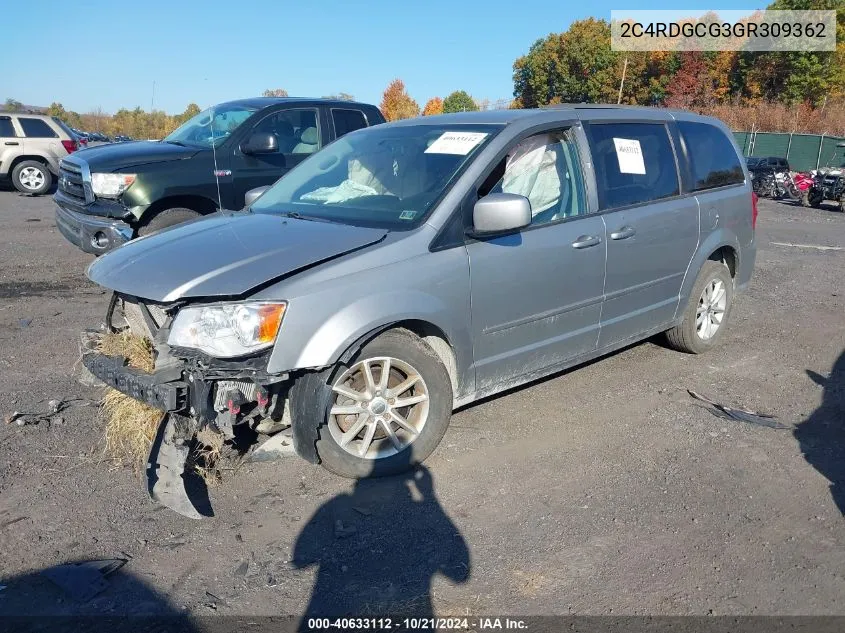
55,203 -> 133,255
82,352 -> 189,411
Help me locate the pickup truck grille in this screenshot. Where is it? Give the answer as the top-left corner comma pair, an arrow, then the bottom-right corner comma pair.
59,159 -> 92,204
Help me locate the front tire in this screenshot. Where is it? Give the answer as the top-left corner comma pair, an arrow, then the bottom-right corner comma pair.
137,207 -> 202,236
316,329 -> 453,478
12,160 -> 52,195
665,261 -> 734,354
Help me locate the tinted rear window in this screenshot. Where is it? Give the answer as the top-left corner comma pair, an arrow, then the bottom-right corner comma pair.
332,108 -> 368,138
0,117 -> 16,137
678,122 -> 744,191
51,117 -> 75,137
586,122 -> 679,210
19,118 -> 58,138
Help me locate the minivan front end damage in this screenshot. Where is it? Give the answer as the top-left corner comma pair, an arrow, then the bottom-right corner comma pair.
82,294 -> 307,517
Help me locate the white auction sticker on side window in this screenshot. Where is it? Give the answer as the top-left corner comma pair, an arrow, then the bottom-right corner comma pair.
613,137 -> 646,175
425,131 -> 488,155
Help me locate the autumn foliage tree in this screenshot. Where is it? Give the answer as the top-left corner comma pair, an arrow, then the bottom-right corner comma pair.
379,79 -> 420,121
262,88 -> 289,97
422,97 -> 443,116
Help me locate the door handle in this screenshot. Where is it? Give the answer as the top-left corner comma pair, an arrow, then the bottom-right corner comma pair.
4,141 -> 19,146
610,226 -> 636,240
571,235 -> 601,249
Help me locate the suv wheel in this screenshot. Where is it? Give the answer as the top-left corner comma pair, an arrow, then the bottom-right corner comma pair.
665,261 -> 734,354
12,161 -> 52,195
316,329 -> 453,478
137,207 -> 202,236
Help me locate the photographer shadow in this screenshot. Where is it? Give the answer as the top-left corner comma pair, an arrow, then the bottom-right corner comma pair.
796,349 -> 845,515
292,453 -> 470,621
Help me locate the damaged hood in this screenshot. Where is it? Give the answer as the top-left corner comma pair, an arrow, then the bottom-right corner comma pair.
87,213 -> 387,302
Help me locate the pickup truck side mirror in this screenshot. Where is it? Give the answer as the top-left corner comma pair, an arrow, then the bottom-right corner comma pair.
468,193 -> 532,237
241,132 -> 278,155
244,185 -> 271,208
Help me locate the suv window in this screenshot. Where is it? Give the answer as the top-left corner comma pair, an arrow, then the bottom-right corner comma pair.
586,122 -> 679,210
51,117 -> 75,138
19,118 -> 58,138
678,121 -> 744,191
252,108 -> 320,155
479,129 -> 586,226
332,108 -> 368,138
0,116 -> 16,137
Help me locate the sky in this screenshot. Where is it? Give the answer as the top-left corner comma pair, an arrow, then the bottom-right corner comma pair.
4,0 -> 761,115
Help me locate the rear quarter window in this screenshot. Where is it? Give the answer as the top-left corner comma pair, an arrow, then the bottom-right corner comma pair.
678,121 -> 744,191
586,122 -> 679,210
331,108 -> 368,138
19,118 -> 58,138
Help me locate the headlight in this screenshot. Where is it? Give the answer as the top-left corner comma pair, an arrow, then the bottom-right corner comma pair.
91,172 -> 136,198
168,302 -> 286,358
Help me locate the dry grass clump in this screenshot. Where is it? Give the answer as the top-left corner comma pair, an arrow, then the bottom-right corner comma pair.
191,427 -> 225,486
96,331 -> 160,471
97,330 -> 155,373
95,330 -> 226,482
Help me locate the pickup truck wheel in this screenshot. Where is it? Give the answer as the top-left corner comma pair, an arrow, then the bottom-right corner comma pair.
137,207 -> 201,236
316,329 -> 453,478
665,261 -> 734,354
12,161 -> 52,195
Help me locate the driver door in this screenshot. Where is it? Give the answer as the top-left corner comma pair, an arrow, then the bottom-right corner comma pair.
230,107 -> 323,208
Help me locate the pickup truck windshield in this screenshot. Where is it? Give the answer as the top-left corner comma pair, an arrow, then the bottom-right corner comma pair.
163,104 -> 257,148
250,124 -> 501,229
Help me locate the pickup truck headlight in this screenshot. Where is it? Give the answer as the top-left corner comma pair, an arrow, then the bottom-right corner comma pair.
168,302 -> 286,358
91,172 -> 136,198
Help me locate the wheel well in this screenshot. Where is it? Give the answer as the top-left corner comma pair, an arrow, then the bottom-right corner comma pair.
392,320 -> 459,396
8,155 -> 51,176
141,195 -> 218,223
708,246 -> 736,278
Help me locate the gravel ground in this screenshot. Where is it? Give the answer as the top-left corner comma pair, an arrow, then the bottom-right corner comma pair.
0,189 -> 843,618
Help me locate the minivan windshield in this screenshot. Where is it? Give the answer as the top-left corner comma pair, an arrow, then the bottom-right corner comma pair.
163,104 -> 258,148
250,124 -> 500,229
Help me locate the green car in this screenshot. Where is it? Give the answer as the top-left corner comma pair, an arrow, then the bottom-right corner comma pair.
54,97 -> 384,254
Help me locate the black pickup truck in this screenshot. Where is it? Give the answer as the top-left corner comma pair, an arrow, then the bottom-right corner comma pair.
54,97 -> 385,254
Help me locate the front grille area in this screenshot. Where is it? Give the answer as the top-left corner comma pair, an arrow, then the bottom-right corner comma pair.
59,159 -> 90,204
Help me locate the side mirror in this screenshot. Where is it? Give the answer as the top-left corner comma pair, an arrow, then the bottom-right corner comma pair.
470,193 -> 532,236
241,132 -> 278,155
244,185 -> 271,208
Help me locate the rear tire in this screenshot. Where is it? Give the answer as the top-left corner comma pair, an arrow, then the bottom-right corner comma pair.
137,207 -> 201,236
316,329 -> 453,479
11,160 -> 52,195
665,261 -> 734,354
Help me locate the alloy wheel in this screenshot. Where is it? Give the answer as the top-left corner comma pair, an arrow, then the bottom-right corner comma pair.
19,166 -> 45,191
329,356 -> 430,459
696,278 -> 727,340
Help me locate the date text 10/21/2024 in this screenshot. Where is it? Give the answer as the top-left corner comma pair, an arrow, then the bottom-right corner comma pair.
305,617 -> 529,630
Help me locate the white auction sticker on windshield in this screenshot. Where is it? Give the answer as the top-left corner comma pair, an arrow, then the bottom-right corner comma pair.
425,132 -> 488,155
613,137 -> 646,175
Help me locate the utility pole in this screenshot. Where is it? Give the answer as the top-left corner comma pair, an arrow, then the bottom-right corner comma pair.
617,57 -> 629,105
151,81 -> 156,111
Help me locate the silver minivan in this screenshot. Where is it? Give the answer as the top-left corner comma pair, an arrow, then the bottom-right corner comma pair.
83,106 -> 756,510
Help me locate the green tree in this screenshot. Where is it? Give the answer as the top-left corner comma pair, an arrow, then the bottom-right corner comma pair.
3,98 -> 24,112
442,90 -> 478,113
512,19 -> 623,107
323,92 -> 355,101
176,103 -> 201,125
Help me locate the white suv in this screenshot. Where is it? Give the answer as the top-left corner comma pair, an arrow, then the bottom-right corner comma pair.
0,113 -> 79,195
